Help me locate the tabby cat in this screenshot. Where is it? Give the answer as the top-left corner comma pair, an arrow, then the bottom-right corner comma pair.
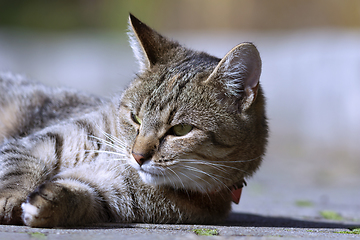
0,14 -> 268,227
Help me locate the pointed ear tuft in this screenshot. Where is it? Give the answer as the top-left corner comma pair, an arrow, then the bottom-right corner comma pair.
127,14 -> 179,73
206,42 -> 262,112
127,14 -> 148,72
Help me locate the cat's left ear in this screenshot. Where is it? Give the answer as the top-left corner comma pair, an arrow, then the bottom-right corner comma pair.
206,42 -> 262,112
128,13 -> 179,73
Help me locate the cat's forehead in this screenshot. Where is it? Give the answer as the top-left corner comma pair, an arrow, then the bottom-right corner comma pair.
140,75 -> 190,122
144,69 -> 206,111
138,76 -> 218,129
147,53 -> 219,103
126,51 -> 222,121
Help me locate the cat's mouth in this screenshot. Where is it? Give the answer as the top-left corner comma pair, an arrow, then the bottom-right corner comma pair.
129,159 -> 167,180
137,165 -> 170,186
138,167 -> 163,177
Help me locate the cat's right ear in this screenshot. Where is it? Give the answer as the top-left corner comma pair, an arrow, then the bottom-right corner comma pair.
128,14 -> 177,73
205,42 -> 262,112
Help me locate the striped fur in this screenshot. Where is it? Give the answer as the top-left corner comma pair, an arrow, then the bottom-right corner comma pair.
0,15 -> 267,227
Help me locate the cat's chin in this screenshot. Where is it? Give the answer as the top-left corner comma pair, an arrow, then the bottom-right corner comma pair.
136,167 -> 195,191
137,169 -> 220,193
128,160 -> 169,186
138,170 -> 168,186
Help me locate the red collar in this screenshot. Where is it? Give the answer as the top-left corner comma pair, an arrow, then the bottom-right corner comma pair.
231,186 -> 243,204
209,180 -> 246,204
230,180 -> 246,204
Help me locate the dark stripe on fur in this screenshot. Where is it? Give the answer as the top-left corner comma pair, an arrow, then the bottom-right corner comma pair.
0,148 -> 23,155
75,119 -> 103,161
44,132 -> 64,173
75,119 -> 96,137
46,132 -> 64,162
0,170 -> 32,181
167,108 -> 177,125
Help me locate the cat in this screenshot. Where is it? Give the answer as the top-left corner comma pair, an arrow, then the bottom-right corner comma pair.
0,14 -> 268,227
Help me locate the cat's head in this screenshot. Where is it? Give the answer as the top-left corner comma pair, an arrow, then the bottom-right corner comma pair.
117,14 -> 268,193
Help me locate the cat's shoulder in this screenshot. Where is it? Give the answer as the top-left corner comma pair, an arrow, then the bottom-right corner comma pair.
0,71 -> 104,104
0,72 -> 107,142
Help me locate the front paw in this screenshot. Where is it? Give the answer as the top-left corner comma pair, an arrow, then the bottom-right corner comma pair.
21,180 -> 102,227
21,182 -> 65,227
0,194 -> 25,225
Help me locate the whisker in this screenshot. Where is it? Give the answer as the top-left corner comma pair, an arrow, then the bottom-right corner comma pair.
166,166 -> 186,190
180,164 -> 231,182
102,131 -> 126,148
84,149 -> 127,158
86,126 -> 129,165
182,160 -> 229,174
180,155 -> 262,163
177,171 -> 209,194
166,167 -> 190,198
88,135 -> 124,153
91,124 -> 127,149
121,165 -> 132,174
184,160 -> 244,173
178,159 -> 256,175
179,165 -> 231,193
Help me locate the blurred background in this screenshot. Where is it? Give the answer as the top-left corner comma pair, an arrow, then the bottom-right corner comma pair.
0,0 -> 359,220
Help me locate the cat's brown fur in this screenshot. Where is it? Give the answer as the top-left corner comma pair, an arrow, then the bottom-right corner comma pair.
0,14 -> 267,227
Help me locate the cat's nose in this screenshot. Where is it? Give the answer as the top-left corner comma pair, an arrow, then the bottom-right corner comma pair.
132,152 -> 150,166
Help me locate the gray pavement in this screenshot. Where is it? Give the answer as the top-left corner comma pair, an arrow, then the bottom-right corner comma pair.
0,219 -> 359,239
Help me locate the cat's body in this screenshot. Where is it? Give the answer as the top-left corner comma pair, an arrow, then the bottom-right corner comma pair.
0,14 -> 268,227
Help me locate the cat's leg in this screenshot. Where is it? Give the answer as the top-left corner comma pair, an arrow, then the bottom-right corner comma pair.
21,162 -> 135,227
0,128 -> 72,225
21,179 -> 107,227
0,143 -> 51,224
1,113 -> 131,227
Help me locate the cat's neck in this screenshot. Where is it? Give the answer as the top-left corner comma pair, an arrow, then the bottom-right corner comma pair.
161,179 -> 245,204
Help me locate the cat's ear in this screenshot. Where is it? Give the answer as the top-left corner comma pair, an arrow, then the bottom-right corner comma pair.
206,42 -> 262,112
128,13 -> 178,73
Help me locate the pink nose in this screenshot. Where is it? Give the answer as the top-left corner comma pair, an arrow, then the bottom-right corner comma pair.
132,152 -> 149,166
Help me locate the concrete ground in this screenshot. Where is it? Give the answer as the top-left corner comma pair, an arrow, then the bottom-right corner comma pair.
0,202 -> 359,240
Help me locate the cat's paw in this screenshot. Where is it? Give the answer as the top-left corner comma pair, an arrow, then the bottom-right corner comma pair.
21,182 -> 64,227
0,193 -> 26,225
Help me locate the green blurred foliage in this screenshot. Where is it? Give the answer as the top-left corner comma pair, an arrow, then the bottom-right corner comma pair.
0,0 -> 167,31
0,0 -> 359,31
319,210 -> 343,221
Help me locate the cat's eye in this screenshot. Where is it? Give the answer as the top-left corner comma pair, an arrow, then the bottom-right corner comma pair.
172,124 -> 193,136
131,113 -> 142,125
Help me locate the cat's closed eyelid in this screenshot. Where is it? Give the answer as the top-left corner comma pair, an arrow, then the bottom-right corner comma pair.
131,113 -> 142,125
